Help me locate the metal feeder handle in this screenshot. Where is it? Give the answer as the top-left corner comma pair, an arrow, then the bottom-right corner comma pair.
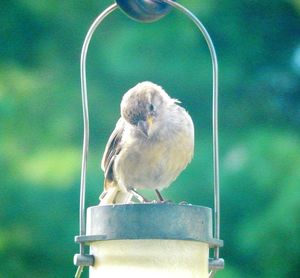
78,0 -> 221,276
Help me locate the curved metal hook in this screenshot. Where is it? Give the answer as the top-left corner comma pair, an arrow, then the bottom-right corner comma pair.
78,1 -> 221,276
79,2 -> 118,254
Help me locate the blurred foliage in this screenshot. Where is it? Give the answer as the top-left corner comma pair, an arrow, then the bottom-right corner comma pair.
1,0 -> 300,277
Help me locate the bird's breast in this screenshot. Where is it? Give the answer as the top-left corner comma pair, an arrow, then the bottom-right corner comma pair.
115,120 -> 194,190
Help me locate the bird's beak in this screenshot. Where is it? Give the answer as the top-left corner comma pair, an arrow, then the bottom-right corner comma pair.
138,116 -> 153,137
147,115 -> 153,128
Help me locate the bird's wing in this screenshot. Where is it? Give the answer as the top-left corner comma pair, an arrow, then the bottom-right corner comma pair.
101,118 -> 124,188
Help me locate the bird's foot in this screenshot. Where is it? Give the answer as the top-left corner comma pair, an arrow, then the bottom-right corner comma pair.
179,201 -> 191,205
158,199 -> 173,204
130,189 -> 174,204
130,189 -> 150,203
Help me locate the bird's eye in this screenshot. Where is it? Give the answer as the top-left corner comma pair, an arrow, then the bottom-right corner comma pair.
149,104 -> 154,111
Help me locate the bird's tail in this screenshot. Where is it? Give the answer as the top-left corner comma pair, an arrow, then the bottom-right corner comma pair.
99,181 -> 133,205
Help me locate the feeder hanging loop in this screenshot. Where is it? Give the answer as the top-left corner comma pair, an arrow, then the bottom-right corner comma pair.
74,1 -> 224,277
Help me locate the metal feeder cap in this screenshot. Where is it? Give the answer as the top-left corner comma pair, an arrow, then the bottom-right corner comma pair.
116,0 -> 175,23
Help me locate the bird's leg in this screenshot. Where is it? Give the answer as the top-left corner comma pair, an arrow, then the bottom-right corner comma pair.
155,190 -> 173,203
130,189 -> 149,203
155,189 -> 165,202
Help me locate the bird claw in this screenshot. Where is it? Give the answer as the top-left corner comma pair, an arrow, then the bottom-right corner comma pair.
157,199 -> 173,204
130,189 -> 149,203
179,201 -> 191,205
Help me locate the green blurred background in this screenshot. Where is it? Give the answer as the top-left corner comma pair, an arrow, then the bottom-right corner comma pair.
1,0 -> 300,277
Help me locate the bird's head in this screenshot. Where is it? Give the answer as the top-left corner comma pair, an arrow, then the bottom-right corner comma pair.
121,81 -> 174,137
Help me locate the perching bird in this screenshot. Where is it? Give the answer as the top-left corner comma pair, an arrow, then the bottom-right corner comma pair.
99,81 -> 194,204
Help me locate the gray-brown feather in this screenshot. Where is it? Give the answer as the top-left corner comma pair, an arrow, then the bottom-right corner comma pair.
100,81 -> 194,200
101,118 -> 124,190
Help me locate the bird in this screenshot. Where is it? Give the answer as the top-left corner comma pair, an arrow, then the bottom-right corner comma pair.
99,81 -> 194,205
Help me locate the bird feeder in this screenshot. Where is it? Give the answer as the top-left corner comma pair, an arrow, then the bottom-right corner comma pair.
73,1 -> 224,277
